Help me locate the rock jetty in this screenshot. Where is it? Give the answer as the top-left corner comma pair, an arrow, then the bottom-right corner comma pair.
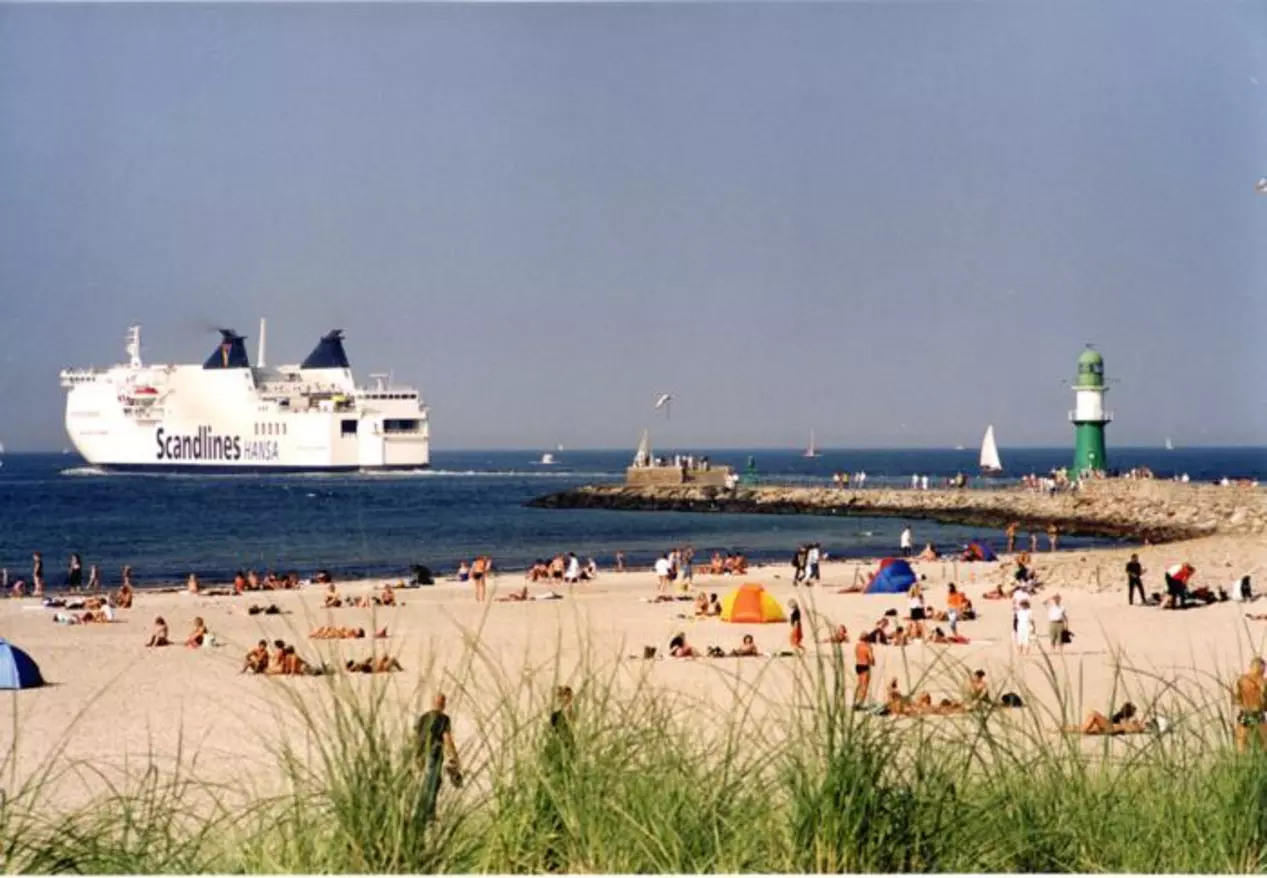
527,480 -> 1267,544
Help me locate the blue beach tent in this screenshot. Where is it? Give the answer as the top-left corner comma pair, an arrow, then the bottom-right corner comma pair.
964,540 -> 999,562
865,559 -> 918,595
0,639 -> 44,690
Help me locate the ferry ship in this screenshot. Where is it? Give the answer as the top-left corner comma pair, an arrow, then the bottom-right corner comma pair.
60,322 -> 430,472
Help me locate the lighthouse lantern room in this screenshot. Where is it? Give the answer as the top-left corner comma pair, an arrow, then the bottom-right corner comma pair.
1070,346 -> 1111,476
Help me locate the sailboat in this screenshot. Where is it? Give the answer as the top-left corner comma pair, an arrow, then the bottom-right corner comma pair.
803,430 -> 820,458
1164,438 -> 1175,451
632,429 -> 652,467
979,424 -> 1003,474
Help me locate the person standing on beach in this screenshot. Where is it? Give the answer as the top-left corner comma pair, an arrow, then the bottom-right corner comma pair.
853,634 -> 875,707
791,545 -> 807,585
1047,525 -> 1060,552
1006,522 -> 1018,554
1045,594 -> 1069,652
1126,554 -> 1146,605
471,556 -> 489,602
1029,532 -> 1039,554
66,553 -> 83,591
32,552 -> 44,597
1234,659 -> 1267,753
615,551 -> 626,573
654,554 -> 671,594
416,693 -> 460,822
788,599 -> 804,651
900,526 -> 913,558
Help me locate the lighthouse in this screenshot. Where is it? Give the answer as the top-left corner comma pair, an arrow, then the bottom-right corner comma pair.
1070,346 -> 1111,476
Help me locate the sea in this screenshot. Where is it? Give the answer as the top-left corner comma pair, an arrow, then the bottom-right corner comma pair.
1,447 -> 1264,589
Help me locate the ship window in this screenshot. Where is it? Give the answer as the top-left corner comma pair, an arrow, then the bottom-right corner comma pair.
383,418 -> 420,434
341,419 -> 358,437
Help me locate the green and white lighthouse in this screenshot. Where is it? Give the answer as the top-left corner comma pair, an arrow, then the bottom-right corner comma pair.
1070,346 -> 1111,476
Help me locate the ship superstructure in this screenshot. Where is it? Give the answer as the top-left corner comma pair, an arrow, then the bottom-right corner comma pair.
60,322 -> 430,472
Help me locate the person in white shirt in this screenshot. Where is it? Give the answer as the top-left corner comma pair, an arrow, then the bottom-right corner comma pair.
654,555 -> 671,594
564,553 -> 581,584
900,527 -> 913,558
1045,594 -> 1069,650
1014,599 -> 1034,653
911,474 -> 920,490
920,475 -> 930,491
806,544 -> 821,582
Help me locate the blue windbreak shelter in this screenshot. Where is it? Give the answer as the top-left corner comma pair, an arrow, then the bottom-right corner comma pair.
0,639 -> 44,690
865,559 -> 918,594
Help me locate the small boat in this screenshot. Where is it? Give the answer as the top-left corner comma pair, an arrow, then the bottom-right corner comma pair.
979,424 -> 1003,474
1164,438 -> 1175,451
954,444 -> 966,451
539,453 -> 556,465
803,430 -> 820,458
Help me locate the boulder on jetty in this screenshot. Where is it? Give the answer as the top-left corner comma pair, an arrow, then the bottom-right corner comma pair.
527,479 -> 1267,544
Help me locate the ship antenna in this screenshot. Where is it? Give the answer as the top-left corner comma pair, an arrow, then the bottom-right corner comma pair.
125,326 -> 142,368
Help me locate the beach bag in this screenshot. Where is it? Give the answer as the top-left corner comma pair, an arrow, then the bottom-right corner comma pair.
1000,692 -> 1024,708
1060,628 -> 1073,645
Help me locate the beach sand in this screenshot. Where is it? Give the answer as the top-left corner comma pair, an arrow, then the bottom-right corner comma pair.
4,534 -> 1267,807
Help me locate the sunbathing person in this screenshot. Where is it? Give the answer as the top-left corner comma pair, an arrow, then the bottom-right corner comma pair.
281,645 -> 315,675
928,627 -> 970,645
706,593 -> 722,616
731,634 -> 760,657
115,582 -> 134,609
242,639 -> 269,674
668,632 -> 699,658
380,584 -> 396,606
965,670 -> 991,706
186,617 -> 207,648
267,640 -> 287,674
918,542 -> 939,561
145,616 -> 170,647
310,626 -> 368,639
497,585 -> 530,602
886,679 -> 914,716
693,593 -> 710,616
323,584 -> 343,608
710,552 -> 725,575
187,573 -> 201,595
820,624 -> 850,644
345,655 -> 403,673
1066,702 -> 1147,735
247,604 -> 283,616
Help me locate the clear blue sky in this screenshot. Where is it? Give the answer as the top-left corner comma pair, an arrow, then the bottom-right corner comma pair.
1,1 -> 1264,451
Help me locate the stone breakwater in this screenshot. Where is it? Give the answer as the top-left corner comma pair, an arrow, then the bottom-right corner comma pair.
527,480 -> 1267,543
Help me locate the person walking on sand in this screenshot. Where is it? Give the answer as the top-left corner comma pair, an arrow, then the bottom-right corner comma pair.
1045,594 -> 1069,652
1013,599 -> 1034,655
900,526 -> 913,558
1234,658 -> 1267,753
807,543 -> 821,583
791,545 -> 807,586
1126,553 -> 1146,605
854,633 -> 875,707
32,552 -> 44,598
1006,522 -> 1018,554
416,693 -> 461,822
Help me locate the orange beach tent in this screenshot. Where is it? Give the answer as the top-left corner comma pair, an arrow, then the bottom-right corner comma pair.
720,584 -> 787,624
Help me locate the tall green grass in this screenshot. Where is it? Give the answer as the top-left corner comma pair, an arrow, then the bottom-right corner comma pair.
4,631 -> 1267,873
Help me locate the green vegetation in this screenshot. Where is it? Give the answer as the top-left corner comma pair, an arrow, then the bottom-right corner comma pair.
4,642 -> 1267,873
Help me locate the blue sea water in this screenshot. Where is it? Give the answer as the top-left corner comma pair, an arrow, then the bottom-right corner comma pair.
1,447 -> 1264,589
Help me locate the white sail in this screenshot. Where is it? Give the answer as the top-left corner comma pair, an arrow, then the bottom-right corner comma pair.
633,429 -> 651,467
980,425 -> 1002,472
1164,438 -> 1174,451
803,430 -> 819,458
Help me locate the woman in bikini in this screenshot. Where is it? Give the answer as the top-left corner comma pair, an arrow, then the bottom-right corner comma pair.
731,634 -> 759,657
186,617 -> 207,648
1066,702 -> 1146,735
145,616 -> 169,647
668,633 -> 698,658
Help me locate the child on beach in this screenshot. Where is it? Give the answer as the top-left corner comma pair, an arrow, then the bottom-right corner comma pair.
186,617 -> 208,648
788,599 -> 804,651
145,616 -> 169,647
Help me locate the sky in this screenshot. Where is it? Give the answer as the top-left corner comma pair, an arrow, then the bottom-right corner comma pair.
1,0 -> 1265,452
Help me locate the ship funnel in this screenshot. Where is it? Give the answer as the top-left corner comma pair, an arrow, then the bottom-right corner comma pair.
202,329 -> 251,370
258,318 -> 267,367
300,330 -> 351,370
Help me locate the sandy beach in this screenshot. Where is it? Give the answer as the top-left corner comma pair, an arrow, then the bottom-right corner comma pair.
5,530 -> 1267,809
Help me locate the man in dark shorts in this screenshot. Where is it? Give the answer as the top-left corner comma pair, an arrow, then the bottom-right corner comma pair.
1126,554 -> 1145,605
853,633 -> 875,708
415,693 -> 459,822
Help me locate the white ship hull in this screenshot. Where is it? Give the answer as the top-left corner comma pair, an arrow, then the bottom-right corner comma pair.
62,325 -> 430,473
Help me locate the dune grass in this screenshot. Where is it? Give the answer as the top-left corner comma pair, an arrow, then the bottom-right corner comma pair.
4,627 -> 1267,873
